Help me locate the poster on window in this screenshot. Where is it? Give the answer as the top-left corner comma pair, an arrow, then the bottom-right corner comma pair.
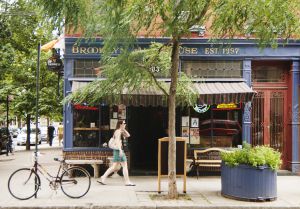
113,112 -> 118,119
110,119 -> 118,130
181,116 -> 189,127
191,117 -> 199,128
181,127 -> 189,138
118,104 -> 126,119
190,128 -> 200,144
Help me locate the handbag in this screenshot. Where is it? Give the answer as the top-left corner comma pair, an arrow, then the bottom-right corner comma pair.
108,136 -> 118,149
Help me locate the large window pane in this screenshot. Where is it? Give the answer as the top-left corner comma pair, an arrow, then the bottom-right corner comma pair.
73,105 -> 100,147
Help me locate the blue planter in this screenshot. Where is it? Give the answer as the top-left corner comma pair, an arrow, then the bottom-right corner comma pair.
221,162 -> 277,201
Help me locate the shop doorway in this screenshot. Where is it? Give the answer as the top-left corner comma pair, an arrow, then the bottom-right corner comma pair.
251,60 -> 290,167
128,106 -> 168,174
251,89 -> 287,151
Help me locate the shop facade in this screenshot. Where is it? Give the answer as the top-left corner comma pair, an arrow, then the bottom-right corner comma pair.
62,37 -> 300,174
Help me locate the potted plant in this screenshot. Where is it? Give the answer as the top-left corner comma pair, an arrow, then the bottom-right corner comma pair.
221,142 -> 281,201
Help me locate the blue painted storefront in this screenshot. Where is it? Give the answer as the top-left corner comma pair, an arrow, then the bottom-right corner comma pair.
63,38 -> 300,173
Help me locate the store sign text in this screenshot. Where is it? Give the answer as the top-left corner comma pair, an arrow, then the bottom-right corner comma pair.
217,103 -> 238,109
71,44 -> 240,56
204,47 -> 240,55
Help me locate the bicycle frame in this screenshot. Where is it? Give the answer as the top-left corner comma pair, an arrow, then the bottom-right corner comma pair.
31,160 -> 67,188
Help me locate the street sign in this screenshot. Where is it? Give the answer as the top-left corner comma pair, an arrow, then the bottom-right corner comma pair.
47,55 -> 63,71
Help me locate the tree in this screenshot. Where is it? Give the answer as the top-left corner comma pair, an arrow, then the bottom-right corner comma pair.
0,0 -> 63,149
38,0 -> 300,198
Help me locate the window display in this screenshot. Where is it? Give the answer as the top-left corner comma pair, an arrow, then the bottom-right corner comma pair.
189,104 -> 242,148
73,104 -> 100,147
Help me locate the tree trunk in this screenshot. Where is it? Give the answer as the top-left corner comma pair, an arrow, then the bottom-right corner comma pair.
26,114 -> 31,150
168,38 -> 179,199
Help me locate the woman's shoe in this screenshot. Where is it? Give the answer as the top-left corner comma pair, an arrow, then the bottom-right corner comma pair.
97,178 -> 106,185
125,183 -> 136,186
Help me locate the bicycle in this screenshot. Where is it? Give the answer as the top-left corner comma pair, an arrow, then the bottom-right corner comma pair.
7,154 -> 91,200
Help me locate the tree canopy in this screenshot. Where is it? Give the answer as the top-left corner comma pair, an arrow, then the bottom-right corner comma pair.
0,0 -> 63,125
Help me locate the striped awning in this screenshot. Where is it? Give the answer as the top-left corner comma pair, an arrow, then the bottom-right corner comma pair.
195,82 -> 255,105
71,81 -> 255,106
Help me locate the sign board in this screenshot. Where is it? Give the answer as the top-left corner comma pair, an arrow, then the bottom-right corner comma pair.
158,137 -> 187,193
47,55 -> 63,71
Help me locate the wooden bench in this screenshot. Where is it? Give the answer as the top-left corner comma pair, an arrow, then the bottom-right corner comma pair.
193,147 -> 229,179
65,160 -> 103,178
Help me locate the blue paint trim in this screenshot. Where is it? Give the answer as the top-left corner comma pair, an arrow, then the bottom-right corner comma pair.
64,59 -> 74,149
242,60 -> 252,143
291,61 -> 300,173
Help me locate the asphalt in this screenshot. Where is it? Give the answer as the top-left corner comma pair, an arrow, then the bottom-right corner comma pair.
1,141 -> 300,209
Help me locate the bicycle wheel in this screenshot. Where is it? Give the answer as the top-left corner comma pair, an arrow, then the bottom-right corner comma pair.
8,168 -> 41,200
60,166 -> 91,198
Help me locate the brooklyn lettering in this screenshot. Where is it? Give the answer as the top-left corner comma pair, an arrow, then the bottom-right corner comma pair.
72,46 -> 104,54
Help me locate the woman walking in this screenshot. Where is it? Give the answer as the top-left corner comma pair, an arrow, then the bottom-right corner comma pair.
98,120 -> 135,186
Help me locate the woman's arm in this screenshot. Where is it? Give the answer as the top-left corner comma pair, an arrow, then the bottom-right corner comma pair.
121,129 -> 130,138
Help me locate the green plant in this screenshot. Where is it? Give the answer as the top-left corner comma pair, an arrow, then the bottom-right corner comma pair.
221,142 -> 282,170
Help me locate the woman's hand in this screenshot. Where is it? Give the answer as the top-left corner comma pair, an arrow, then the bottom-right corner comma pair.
119,150 -> 124,157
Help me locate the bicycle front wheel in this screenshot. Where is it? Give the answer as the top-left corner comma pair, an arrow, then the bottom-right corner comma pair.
8,168 -> 41,200
60,166 -> 91,198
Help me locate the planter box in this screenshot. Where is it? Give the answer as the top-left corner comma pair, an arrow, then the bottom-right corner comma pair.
221,162 -> 277,201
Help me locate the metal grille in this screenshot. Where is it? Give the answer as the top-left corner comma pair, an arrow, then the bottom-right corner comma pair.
270,92 -> 284,152
251,92 -> 264,146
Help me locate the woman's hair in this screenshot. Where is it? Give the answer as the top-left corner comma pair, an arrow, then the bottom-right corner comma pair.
115,120 -> 125,130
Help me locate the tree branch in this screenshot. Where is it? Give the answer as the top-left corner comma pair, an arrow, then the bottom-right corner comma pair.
187,0 -> 211,28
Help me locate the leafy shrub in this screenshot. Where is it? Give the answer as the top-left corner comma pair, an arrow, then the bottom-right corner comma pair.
221,142 -> 282,170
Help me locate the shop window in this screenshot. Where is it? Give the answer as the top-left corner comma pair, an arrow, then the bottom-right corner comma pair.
182,105 -> 242,148
73,104 -> 100,147
74,60 -> 104,78
181,60 -> 242,78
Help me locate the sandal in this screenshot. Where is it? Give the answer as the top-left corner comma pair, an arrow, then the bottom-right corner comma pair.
97,180 -> 106,185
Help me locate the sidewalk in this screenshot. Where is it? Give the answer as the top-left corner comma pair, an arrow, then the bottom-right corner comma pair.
1,148 -> 300,209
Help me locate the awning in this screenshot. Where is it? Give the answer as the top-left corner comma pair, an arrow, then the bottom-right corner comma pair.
195,82 -> 255,105
71,81 -> 255,106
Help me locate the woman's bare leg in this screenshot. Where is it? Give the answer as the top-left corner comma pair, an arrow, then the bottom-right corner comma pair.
101,162 -> 119,183
120,161 -> 131,184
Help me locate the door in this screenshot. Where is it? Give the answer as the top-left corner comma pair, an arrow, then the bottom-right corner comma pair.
251,89 -> 288,164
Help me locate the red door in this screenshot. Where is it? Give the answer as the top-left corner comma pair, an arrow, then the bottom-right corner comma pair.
251,88 -> 288,167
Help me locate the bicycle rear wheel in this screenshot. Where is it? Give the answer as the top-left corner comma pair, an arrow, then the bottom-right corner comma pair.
8,168 -> 40,200
60,166 -> 91,198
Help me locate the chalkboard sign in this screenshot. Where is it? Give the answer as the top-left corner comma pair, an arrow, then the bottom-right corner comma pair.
158,137 -> 187,193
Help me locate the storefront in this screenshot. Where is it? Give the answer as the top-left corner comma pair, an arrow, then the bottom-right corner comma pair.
63,38 -> 300,174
